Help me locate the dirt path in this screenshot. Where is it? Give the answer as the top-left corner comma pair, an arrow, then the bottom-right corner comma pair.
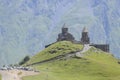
76,44 -> 91,57
0,70 -> 19,80
0,70 -> 39,80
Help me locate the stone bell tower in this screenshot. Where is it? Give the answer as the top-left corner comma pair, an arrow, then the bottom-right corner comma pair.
81,27 -> 90,44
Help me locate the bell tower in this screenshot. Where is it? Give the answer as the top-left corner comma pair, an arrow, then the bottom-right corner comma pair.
81,27 -> 90,44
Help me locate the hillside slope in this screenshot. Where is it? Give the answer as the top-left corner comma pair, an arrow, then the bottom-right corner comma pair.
0,75 -> 1,80
22,41 -> 120,80
25,41 -> 83,65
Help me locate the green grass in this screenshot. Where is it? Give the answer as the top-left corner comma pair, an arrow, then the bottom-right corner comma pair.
25,41 -> 83,65
22,41 -> 120,80
0,74 -> 1,80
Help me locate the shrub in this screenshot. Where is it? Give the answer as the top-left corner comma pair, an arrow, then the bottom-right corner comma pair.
19,56 -> 30,65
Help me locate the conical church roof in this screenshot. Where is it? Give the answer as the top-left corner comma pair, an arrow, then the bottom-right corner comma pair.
62,23 -> 67,28
82,27 -> 88,32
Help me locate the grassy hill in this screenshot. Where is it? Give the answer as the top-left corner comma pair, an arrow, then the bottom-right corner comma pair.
22,41 -> 120,80
25,41 -> 83,66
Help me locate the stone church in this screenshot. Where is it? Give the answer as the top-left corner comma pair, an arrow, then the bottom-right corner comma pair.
56,24 -> 109,52
57,24 -> 75,42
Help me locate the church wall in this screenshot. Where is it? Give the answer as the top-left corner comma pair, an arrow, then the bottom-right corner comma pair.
90,44 -> 109,52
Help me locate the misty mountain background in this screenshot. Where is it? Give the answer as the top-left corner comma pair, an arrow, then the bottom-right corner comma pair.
0,0 -> 120,66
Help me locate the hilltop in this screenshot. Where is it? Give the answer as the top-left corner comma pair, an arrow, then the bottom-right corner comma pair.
22,41 -> 120,80
25,41 -> 83,65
